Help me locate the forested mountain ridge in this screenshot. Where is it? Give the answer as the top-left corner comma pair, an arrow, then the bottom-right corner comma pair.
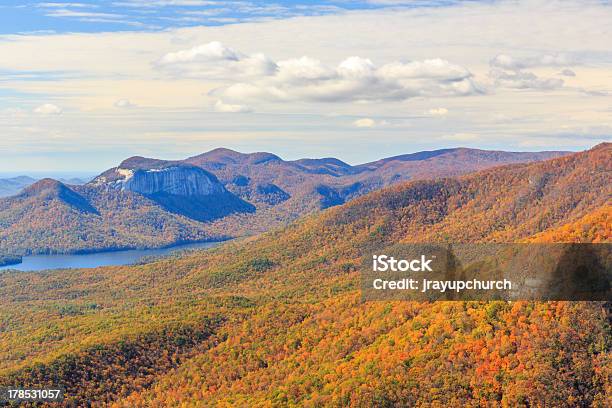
185,146 -> 569,210
0,147 -> 568,256
0,179 -> 222,255
0,144 -> 609,406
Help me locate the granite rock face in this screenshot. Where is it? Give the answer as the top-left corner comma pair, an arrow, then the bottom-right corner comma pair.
90,163 -> 255,222
115,166 -> 226,197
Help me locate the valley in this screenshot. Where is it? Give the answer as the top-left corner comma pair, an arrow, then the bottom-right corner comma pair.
0,143 -> 609,406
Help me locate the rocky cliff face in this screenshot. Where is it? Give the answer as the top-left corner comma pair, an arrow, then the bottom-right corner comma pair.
94,164 -> 226,197
90,163 -> 255,222
115,166 -> 226,197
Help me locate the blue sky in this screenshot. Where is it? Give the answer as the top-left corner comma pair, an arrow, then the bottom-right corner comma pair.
0,1 -> 463,34
0,0 -> 610,173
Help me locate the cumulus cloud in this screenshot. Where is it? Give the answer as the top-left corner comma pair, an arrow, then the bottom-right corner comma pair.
353,118 -> 377,128
490,53 -> 573,70
156,41 -> 277,79
427,107 -> 448,116
114,99 -> 136,108
559,68 -> 576,77
488,53 -> 573,91
214,100 -> 252,113
34,103 -> 63,115
489,68 -> 563,90
157,42 -> 481,104
158,41 -> 239,64
582,89 -> 609,97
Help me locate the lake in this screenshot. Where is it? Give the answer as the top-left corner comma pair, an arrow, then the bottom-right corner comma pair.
0,241 -> 222,272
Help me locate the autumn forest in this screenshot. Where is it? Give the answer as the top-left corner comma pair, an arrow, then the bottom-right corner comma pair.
0,144 -> 609,406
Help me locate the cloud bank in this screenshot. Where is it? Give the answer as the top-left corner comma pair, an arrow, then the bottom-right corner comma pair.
488,53 -> 576,90
157,42 -> 482,104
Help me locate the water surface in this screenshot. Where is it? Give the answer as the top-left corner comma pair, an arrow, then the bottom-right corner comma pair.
0,241 -> 221,272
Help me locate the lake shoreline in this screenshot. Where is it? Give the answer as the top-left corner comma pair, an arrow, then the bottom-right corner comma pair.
17,237 -> 232,257
0,255 -> 23,268
0,240 -> 227,272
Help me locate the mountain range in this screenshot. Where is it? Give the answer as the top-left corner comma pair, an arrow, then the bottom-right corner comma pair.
0,175 -> 89,198
0,147 -> 569,256
0,143 -> 609,406
0,176 -> 37,198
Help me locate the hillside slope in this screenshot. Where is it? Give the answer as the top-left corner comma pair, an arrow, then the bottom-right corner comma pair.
526,205 -> 611,243
0,144 -> 609,406
0,179 -> 224,255
185,146 -> 571,238
185,147 -> 569,211
0,147 -> 567,255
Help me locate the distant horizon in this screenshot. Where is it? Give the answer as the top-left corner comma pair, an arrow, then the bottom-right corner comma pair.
0,143 -> 596,177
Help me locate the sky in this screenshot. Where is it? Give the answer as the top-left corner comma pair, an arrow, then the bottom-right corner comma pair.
0,0 -> 611,173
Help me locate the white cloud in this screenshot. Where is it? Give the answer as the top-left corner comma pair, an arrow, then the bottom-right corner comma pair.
181,9 -> 232,17
112,0 -> 221,7
559,68 -> 576,77
220,56 -> 479,103
490,53 -> 573,70
353,118 -> 376,128
337,56 -> 376,78
581,89 -> 609,97
213,100 -> 252,113
488,53 -> 573,91
34,103 -> 63,115
39,6 -> 145,26
158,41 -> 239,64
159,42 -> 480,104
114,99 -> 136,108
276,56 -> 334,81
365,0 -> 430,4
44,9 -> 125,19
1,108 -> 27,118
489,68 -> 563,90
427,107 -> 448,116
37,2 -> 97,7
156,41 -> 277,79
378,59 -> 470,80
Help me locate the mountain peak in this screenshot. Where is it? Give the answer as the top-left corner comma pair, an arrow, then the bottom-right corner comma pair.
590,142 -> 611,151
118,156 -> 170,170
185,148 -> 283,167
20,178 -> 98,214
22,178 -> 65,194
361,148 -> 461,167
206,147 -> 241,155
